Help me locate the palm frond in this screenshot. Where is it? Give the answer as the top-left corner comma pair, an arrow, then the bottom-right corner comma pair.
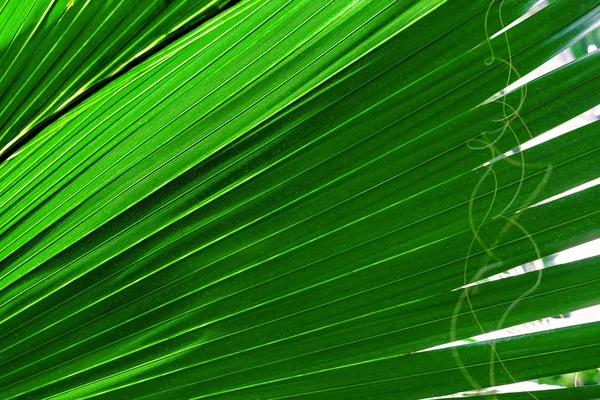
0,0 -> 599,398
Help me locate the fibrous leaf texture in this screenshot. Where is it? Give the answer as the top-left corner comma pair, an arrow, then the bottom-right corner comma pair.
0,0 -> 599,399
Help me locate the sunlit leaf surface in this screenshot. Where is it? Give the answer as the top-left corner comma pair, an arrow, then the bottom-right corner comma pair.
0,0 -> 599,398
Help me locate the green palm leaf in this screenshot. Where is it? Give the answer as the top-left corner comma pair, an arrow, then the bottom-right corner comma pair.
0,0 -> 599,398
0,0 -> 236,156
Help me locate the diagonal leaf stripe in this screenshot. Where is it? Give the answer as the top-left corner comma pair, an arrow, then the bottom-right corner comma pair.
215,320 -> 600,400
0,0 -> 238,157
468,385 -> 600,400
